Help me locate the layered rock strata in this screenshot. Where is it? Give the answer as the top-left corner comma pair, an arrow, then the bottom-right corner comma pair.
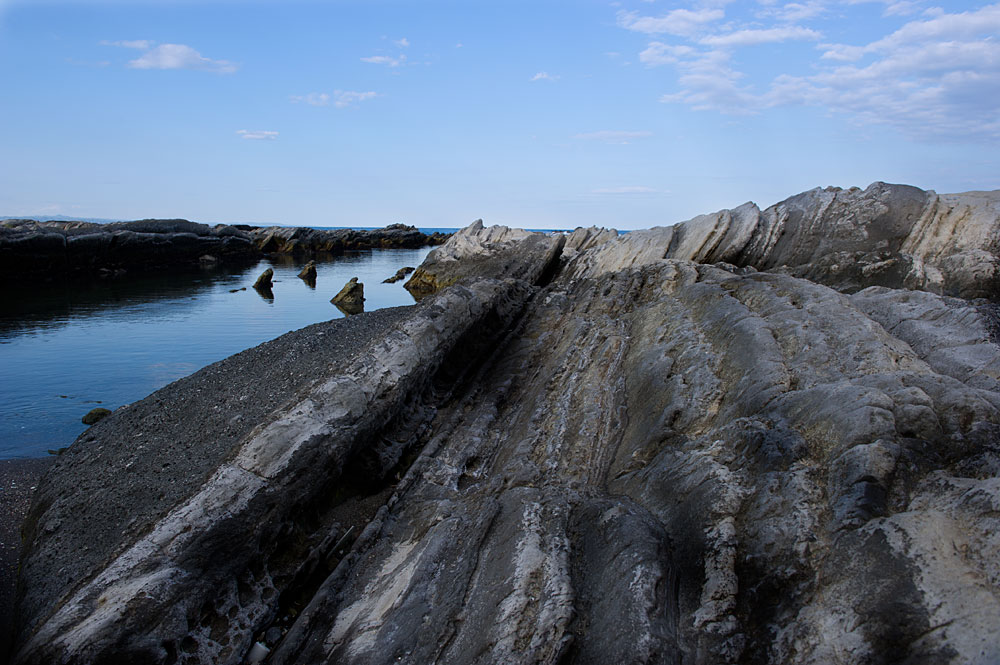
12,182 -> 1000,664
565,182 -> 1000,299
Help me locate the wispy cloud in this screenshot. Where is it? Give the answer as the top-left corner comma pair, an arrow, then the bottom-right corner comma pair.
100,39 -> 153,49
617,8 -> 724,37
574,130 -> 653,144
623,2 -> 1000,140
593,186 -> 659,194
361,54 -> 406,67
291,90 -> 377,108
700,26 -> 821,48
237,130 -> 278,140
128,44 -> 237,73
531,71 -> 559,82
394,37 -> 410,48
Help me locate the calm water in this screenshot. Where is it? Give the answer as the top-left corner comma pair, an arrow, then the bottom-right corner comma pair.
0,247 -> 435,459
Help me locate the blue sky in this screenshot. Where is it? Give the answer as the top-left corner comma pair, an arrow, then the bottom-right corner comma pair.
1,0 -> 997,230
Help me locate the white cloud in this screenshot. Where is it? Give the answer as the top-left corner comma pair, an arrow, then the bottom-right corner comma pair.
531,71 -> 559,81
128,44 -> 237,73
361,54 -> 406,67
332,90 -> 377,108
700,26 -> 821,48
624,2 -> 1000,140
291,90 -> 377,108
290,92 -> 331,106
101,39 -> 153,49
574,130 -> 653,143
617,8 -> 725,36
394,37 -> 410,47
593,186 -> 659,194
237,130 -> 278,140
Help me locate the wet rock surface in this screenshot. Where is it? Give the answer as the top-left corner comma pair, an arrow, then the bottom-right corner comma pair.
11,182 -> 1000,664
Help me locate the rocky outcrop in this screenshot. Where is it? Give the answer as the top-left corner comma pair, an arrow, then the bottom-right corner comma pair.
382,267 -> 414,284
11,228 -> 558,665
11,183 -> 1000,664
250,224 -> 447,255
0,219 -> 258,282
330,277 -> 365,315
404,219 -> 566,299
565,182 -> 1000,299
0,221 -> 449,283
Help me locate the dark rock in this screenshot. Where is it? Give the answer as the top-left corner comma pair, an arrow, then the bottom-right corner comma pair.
252,268 -> 273,290
330,277 -> 364,315
80,408 -> 111,426
250,225 -> 449,255
382,266 -> 414,283
297,260 -> 317,282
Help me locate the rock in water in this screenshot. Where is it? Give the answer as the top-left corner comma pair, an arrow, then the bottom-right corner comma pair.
330,277 -> 365,315
382,266 -> 414,283
80,408 -> 111,426
252,267 -> 273,290
297,260 -> 317,282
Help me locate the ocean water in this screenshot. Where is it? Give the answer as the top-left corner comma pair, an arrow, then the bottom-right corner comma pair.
0,247 -> 435,459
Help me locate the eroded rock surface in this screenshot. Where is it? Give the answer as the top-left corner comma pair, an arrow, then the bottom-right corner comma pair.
12,183 -> 1000,664
565,182 -> 1000,299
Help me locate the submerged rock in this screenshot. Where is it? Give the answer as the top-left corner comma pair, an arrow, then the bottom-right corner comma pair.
80,408 -> 111,426
330,277 -> 365,315
382,266 -> 414,283
11,183 -> 1000,665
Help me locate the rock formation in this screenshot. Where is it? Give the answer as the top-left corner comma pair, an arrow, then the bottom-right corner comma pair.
298,261 -> 317,283
250,224 -> 447,255
0,221 -> 449,283
252,268 -> 274,290
10,182 -> 1000,664
382,266 -> 414,284
0,219 -> 258,283
330,277 -> 365,315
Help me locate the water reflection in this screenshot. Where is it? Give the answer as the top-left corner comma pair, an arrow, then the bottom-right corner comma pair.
0,247 -> 434,458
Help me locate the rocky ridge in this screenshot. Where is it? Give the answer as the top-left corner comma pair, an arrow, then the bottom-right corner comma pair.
11,182 -> 1000,664
0,220 -> 447,283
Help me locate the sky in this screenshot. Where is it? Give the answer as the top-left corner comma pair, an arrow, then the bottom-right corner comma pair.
0,0 -> 997,230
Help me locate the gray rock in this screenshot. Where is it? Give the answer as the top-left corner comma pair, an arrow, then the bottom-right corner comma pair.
11,185 -> 1000,665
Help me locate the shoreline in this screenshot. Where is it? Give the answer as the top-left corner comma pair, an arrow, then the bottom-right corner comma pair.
0,457 -> 53,660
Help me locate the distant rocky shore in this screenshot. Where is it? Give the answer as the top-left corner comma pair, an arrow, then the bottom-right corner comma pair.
0,219 -> 449,283
8,182 -> 1000,664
